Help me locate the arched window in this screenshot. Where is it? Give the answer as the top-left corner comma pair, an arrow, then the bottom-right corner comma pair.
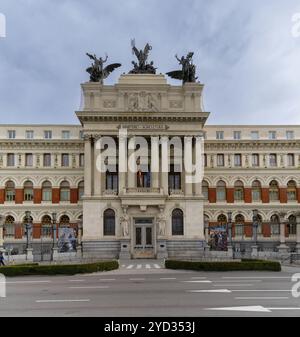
60,181 -> 70,201
288,215 -> 297,235
78,181 -> 84,200
24,180 -> 34,201
41,215 -> 52,237
216,180 -> 226,202
4,215 -> 15,238
287,181 -> 297,201
59,215 -> 70,227
256,214 -> 263,235
5,180 -> 15,201
235,214 -> 245,236
217,214 -> 227,226
172,209 -> 184,236
103,209 -> 115,236
42,181 -> 52,201
234,180 -> 244,201
202,180 -> 209,200
270,214 -> 280,235
269,180 -> 279,201
252,180 -> 261,201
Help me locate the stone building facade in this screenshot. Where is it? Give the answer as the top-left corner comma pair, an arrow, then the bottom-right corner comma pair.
0,74 -> 299,260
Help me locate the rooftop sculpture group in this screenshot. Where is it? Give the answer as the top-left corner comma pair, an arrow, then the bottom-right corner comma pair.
86,40 -> 198,85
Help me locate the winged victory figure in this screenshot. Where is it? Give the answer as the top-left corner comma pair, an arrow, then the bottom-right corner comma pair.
86,52 -> 121,83
166,52 -> 198,84
129,39 -> 156,74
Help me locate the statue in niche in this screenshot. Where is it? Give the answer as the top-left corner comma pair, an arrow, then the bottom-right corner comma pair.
157,208 -> 166,236
120,209 -> 129,237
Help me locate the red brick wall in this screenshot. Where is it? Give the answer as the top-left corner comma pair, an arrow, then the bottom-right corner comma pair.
0,189 -> 4,204
297,188 -> 300,203
70,188 -> 78,204
244,223 -> 253,237
15,223 -> 23,239
208,188 -> 216,203
52,188 -> 60,204
262,223 -> 271,237
15,189 -> 23,204
32,223 -> 41,239
279,188 -> 287,204
34,188 -> 42,204
244,188 -> 252,203
261,188 -> 270,203
227,188 -> 234,203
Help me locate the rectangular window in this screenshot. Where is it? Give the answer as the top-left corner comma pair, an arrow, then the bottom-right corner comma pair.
269,131 -> 277,140
217,154 -> 225,167
7,153 -> 15,167
7,130 -> 16,139
235,225 -> 244,236
79,153 -> 84,167
62,131 -> 70,139
269,154 -> 277,167
251,131 -> 259,140
168,164 -> 181,191
233,131 -> 241,140
106,171 -> 118,191
204,154 -> 207,167
43,153 -> 51,167
234,154 -> 242,167
216,131 -> 224,140
79,130 -> 84,139
252,154 -> 260,167
25,153 -> 33,167
286,131 -> 294,140
44,130 -> 52,139
25,130 -> 34,139
287,154 -> 295,167
61,154 -> 69,167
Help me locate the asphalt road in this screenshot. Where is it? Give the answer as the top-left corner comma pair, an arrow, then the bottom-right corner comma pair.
1,260 -> 300,317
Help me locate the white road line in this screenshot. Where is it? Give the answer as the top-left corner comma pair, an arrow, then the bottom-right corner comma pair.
160,278 -> 177,280
183,280 -> 212,283
68,286 -> 109,289
214,284 -> 253,287
235,297 -> 289,300
137,264 -> 142,269
222,276 -> 292,279
191,277 -> 207,279
121,265 -> 125,268
187,289 -> 232,293
5,280 -> 51,284
69,280 -> 85,282
232,290 -> 291,292
154,264 -> 161,269
146,264 -> 151,269
130,278 -> 145,281
126,265 -> 134,269
99,279 -> 116,281
214,280 -> 261,283
36,299 -> 90,303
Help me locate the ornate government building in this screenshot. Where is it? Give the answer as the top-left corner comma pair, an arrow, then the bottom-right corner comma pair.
0,47 -> 300,260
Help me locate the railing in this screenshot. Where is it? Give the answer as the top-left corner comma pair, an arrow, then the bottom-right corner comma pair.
126,187 -> 161,194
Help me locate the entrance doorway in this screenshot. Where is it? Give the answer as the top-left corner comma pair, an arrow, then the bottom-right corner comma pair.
133,218 -> 155,259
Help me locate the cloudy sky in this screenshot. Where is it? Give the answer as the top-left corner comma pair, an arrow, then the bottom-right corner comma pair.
0,0 -> 299,125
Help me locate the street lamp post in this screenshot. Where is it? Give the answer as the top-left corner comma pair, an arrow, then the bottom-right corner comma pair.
76,219 -> 83,258
204,217 -> 210,252
25,210 -> 33,261
227,211 -> 233,257
251,209 -> 259,257
51,212 -> 58,261
0,214 -> 4,252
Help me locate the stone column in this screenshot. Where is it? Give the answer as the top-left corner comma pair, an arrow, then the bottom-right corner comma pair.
184,136 -> 193,196
194,136 -> 204,196
151,136 -> 159,189
84,135 -> 93,196
128,137 -> 136,188
296,212 -> 300,253
93,135 -> 102,196
118,130 -> 127,195
160,136 -> 169,194
278,212 -> 289,253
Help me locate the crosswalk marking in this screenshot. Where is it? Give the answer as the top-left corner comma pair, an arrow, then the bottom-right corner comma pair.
123,263 -> 162,270
154,264 -> 161,269
126,264 -> 134,269
137,264 -> 142,269
146,264 -> 151,269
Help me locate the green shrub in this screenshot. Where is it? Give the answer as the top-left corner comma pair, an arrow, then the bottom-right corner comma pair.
165,259 -> 281,272
0,261 -> 119,277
